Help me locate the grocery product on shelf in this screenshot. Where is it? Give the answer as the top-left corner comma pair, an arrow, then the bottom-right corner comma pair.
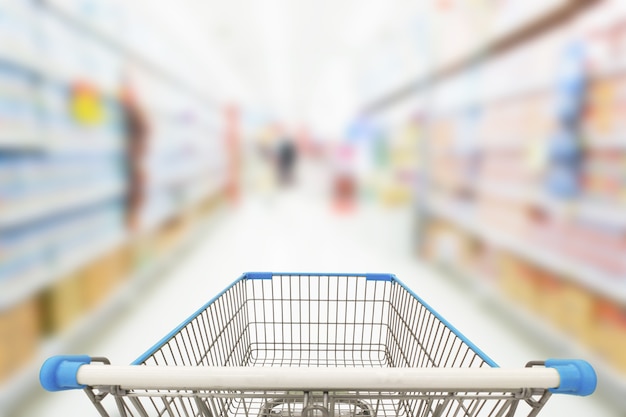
0,297 -> 40,384
595,299 -> 626,372
546,41 -> 587,199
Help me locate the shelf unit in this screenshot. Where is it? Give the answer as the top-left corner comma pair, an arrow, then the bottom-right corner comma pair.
0,231 -> 126,311
436,179 -> 626,229
426,197 -> 626,304
0,209 -> 220,414
0,0 -> 231,408
366,0 -> 626,410
362,0 -> 600,114
43,0 -> 216,107
433,262 -> 626,409
0,181 -> 124,229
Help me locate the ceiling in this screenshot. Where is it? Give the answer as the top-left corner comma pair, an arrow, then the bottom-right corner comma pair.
176,0 -> 430,136
136,0 -> 566,138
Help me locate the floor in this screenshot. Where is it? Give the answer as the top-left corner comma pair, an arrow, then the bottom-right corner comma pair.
13,168 -> 622,417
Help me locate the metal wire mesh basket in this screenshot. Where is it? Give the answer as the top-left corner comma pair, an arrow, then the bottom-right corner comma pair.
41,272 -> 596,417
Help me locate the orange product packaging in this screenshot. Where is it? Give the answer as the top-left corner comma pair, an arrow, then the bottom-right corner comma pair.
594,299 -> 626,372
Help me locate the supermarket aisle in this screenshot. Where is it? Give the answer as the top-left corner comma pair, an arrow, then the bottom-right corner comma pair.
16,183 -> 618,417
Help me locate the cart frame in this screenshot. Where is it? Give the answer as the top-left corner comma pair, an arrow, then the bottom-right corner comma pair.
41,272 -> 596,417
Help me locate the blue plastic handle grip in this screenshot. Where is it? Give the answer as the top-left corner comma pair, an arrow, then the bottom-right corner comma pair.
40,355 -> 91,391
545,359 -> 597,396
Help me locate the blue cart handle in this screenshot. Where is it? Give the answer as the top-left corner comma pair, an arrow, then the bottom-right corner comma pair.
545,359 -> 597,396
40,355 -> 92,391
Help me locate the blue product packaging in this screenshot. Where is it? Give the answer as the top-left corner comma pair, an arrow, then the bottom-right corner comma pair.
555,93 -> 584,127
555,41 -> 587,125
547,130 -> 582,165
557,41 -> 587,95
546,165 -> 580,199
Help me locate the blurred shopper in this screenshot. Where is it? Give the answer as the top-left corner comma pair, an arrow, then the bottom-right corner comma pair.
273,126 -> 297,185
120,79 -> 150,232
277,138 -> 297,185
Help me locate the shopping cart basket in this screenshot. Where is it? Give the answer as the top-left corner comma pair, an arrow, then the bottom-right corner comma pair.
40,272 -> 596,417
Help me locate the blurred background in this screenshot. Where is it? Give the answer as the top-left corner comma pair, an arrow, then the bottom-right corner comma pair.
1,0 -> 626,415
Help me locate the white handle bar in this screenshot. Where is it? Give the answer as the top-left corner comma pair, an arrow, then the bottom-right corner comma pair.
78,365 -> 558,391
40,356 -> 597,396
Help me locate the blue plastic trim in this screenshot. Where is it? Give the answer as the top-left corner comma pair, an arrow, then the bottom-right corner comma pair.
245,272 -> 273,279
245,272 -> 382,278
365,273 -> 394,281
132,274 -> 247,365
546,359 -> 597,396
392,277 -> 499,368
40,355 -> 91,391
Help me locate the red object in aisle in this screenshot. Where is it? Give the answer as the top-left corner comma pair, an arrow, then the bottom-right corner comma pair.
331,144 -> 357,213
225,105 -> 241,204
332,174 -> 356,213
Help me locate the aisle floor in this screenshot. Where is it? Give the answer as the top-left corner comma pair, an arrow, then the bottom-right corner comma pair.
15,184 -> 620,417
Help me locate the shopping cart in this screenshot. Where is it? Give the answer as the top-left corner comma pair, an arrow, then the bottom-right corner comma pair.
40,272 -> 597,417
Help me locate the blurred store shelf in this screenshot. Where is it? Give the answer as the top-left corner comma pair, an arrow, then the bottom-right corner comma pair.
0,209 -> 216,414
473,182 -> 626,229
0,1 -> 231,412
0,129 -> 41,149
426,197 -> 626,304
362,3 -> 626,411
362,0 -> 599,113
584,133 -> 626,150
0,181 -> 125,229
43,0 -> 215,107
443,264 -> 626,409
431,175 -> 626,231
0,231 -> 125,311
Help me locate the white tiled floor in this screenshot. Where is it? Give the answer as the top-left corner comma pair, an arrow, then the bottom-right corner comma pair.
14,179 -> 622,416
